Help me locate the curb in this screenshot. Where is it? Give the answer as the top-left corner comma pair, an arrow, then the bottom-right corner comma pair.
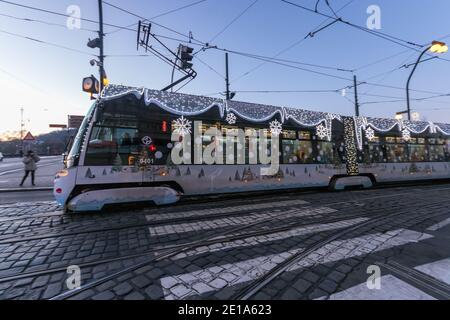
0,187 -> 53,193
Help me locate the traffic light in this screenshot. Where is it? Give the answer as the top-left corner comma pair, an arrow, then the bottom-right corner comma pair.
178,45 -> 194,69
82,75 -> 99,94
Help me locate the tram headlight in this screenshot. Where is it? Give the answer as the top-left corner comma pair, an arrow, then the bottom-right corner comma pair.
56,169 -> 69,179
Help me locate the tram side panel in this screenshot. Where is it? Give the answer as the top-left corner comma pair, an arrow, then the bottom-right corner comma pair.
358,162 -> 450,183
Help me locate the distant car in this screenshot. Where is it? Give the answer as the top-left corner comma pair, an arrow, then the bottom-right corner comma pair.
0,152 -> 3,162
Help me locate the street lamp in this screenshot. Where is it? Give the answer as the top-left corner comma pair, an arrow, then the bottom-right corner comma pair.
406,40 -> 448,121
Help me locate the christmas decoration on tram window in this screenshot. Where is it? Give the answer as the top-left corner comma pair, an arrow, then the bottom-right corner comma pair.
354,116 -> 369,151
173,116 -> 192,136
275,168 -> 284,180
141,136 -> 153,146
402,129 -> 411,142
85,168 -> 95,179
343,117 -> 359,176
409,162 -> 419,173
316,124 -> 329,140
269,119 -> 283,137
365,127 -> 376,141
242,167 -> 256,182
226,112 -> 237,125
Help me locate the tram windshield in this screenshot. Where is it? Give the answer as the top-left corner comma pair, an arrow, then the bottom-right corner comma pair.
66,102 -> 96,168
83,99 -> 173,167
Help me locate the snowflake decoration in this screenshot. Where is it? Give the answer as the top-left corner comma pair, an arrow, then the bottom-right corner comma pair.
269,119 -> 283,136
365,127 -> 376,141
141,136 -> 152,145
316,124 -> 329,140
402,129 -> 411,142
173,116 -> 192,136
226,112 -> 237,125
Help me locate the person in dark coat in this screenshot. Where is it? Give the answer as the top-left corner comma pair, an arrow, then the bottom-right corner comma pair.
20,150 -> 40,186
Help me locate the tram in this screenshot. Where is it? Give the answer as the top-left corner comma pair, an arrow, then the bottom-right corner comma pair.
54,84 -> 450,212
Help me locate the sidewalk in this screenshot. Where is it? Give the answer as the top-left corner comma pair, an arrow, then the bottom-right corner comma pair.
0,186 -> 53,192
0,160 -> 60,192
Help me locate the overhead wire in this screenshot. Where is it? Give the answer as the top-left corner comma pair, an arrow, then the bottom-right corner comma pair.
230,0 -> 356,83
208,0 -> 259,43
106,0 -> 208,35
280,0 -> 423,49
0,28 -> 95,56
102,1 -> 207,46
0,12 -> 97,32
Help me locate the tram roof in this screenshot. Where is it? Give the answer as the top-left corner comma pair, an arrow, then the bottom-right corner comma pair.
100,84 -> 450,137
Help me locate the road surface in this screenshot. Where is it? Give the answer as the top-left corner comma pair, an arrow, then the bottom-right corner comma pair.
0,183 -> 449,300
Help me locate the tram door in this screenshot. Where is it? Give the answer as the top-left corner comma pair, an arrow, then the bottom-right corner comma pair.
138,114 -> 172,185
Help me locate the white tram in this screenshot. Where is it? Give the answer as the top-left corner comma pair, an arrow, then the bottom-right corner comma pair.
54,84 -> 450,212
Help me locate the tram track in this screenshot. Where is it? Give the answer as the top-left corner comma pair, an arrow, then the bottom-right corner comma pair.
230,204 -> 450,300
0,179 -> 445,223
0,189 -> 446,299
0,185 -> 448,246
0,184 -> 447,299
0,212 -> 376,285
375,261 -> 450,300
45,195 -> 450,300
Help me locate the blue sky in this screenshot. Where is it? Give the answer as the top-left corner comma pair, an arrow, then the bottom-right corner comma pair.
1,0 -> 450,135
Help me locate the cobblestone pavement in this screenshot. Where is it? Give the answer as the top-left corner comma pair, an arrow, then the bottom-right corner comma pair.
0,183 -> 450,300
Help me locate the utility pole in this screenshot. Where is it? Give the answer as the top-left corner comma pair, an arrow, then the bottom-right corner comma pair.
353,75 -> 360,117
98,0 -> 105,92
225,52 -> 230,100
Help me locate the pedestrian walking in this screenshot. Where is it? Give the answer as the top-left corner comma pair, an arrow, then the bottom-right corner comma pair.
20,150 -> 40,187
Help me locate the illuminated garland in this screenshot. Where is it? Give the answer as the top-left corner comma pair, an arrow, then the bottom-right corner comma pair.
344,117 -> 359,176
101,85 -> 450,138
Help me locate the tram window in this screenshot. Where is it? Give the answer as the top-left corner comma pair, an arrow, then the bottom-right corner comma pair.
261,129 -> 271,138
200,123 -> 224,164
446,141 -> 450,161
298,131 -> 311,140
98,115 -> 138,128
282,130 -> 296,139
282,140 -> 313,164
418,138 -> 426,144
386,144 -> 407,163
409,144 -> 428,162
85,126 -> 139,166
386,137 -> 396,143
316,141 -> 333,164
368,144 -> 385,163
222,126 -> 239,136
429,145 -> 445,162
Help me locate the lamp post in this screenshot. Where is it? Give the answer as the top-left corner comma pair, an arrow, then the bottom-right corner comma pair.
406,40 -> 448,120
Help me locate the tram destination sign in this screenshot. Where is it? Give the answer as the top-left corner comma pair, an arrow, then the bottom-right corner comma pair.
68,115 -> 85,129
